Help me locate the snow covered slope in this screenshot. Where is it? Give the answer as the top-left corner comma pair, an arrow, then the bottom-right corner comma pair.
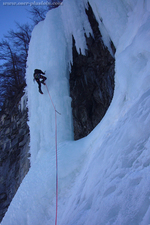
2,0 -> 150,224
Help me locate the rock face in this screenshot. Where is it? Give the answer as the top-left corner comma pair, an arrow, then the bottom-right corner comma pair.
0,89 -> 30,222
70,4 -> 115,140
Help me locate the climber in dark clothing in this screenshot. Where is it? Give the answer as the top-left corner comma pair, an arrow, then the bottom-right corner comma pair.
33,69 -> 47,94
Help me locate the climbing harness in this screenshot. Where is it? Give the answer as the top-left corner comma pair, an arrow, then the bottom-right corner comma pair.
34,73 -> 41,79
45,83 -> 61,225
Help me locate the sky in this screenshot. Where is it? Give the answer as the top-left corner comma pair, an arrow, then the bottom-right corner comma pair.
0,0 -> 46,40
0,0 -> 60,40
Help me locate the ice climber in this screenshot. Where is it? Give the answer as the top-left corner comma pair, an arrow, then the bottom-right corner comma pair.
33,69 -> 47,94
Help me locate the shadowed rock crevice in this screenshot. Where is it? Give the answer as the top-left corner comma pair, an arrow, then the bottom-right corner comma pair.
0,89 -> 30,222
70,3 -> 115,140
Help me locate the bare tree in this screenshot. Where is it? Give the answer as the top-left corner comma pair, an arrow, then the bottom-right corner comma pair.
47,0 -> 63,10
5,23 -> 32,65
0,40 -> 24,92
0,24 -> 32,109
27,1 -> 63,25
27,6 -> 48,25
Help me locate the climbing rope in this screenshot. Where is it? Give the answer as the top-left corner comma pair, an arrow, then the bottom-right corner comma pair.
55,109 -> 58,225
45,83 -> 60,225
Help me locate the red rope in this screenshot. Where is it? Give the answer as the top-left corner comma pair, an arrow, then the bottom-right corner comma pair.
45,84 -> 59,225
55,110 -> 58,225
45,84 -> 56,111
